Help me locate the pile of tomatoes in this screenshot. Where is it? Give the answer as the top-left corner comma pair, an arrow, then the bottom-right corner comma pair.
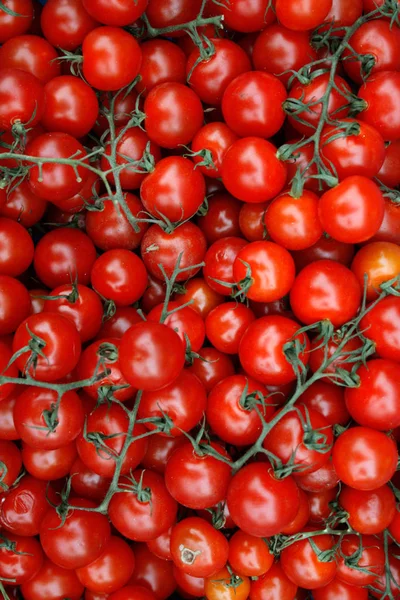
0,0 -> 400,598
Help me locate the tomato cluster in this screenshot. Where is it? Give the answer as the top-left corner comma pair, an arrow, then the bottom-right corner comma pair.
0,0 -> 400,599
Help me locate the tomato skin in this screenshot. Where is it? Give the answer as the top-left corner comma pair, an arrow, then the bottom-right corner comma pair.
319,176 -> 385,244
239,315 -> 310,386
0,475 -> 52,536
173,277 -> 224,320
22,442 -> 77,481
351,241 -> 400,301
187,39 -> 251,106
189,347 -> 235,393
141,156 -> 205,221
295,460 -> 339,493
119,321 -> 185,391
1,181 -> 47,228
129,543 -> 176,600
239,202 -> 268,242
249,561 -> 298,600
276,0 -> 332,30
170,517 -> 229,578
390,508 -> 400,544
281,532 -> 337,590
91,249 -> 148,307
0,217 -> 34,277
109,470 -> 177,542
0,276 -> 31,335
222,137 -> 287,203
211,0 -> 275,32
206,374 -> 273,446
76,403 -> 148,477
0,440 -> 22,488
82,0 -> 146,25
76,536 -> 135,594
253,25 -> 317,86
41,0 -> 98,50
40,498 -> 111,570
205,567 -> 250,600
144,82 -> 203,149
96,307 -> 142,340
20,557 -> 84,600
0,393 -> 19,440
345,359 -> 400,430
361,296 -> 400,361
340,484 -> 396,534
299,381 -> 349,427
313,578 -> 368,600
70,457 -> 111,501
0,35 -> 60,83
82,26 -> 142,90
332,426 -> 397,490
136,39 -> 186,96
141,222 -> 207,282
138,370 -> 207,437
0,68 -> 44,130
192,125 -> 239,180
228,531 -> 274,578
165,441 -> 232,510
227,462 -> 300,537
173,566 -> 204,597
0,533 -> 43,584
290,260 -> 361,327
109,586 -> 157,600
203,236 -> 247,296
0,340 -> 16,403
0,0 -> 33,43
359,71 -> 400,141
377,140 -> 400,189
146,0 -> 202,36
222,71 -> 287,139
370,553 -> 400,600
148,301 -> 205,352
321,120 -> 385,180
233,241 -> 296,302
141,435 -> 186,475
205,302 -> 255,354
265,190 -> 322,251
336,534 -> 384,587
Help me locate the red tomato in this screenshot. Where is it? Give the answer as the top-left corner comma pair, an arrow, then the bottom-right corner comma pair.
20,558 -> 84,600
0,0 -> 33,43
290,260 -> 361,327
358,71 -> 400,141
308,335 -> 362,377
253,25 -> 318,86
40,498 -> 110,569
332,426 -> 397,490
109,470 -> 177,541
336,534 -> 385,587
351,241 -> 400,301
82,26 -> 142,90
295,460 -> 339,492
281,532 -> 337,589
170,517 -> 229,578
82,0 -> 146,25
0,68 -> 44,130
192,124 -> 239,180
0,533 -> 43,584
222,71 -> 287,138
119,321 -> 185,391
239,202 -> 269,242
1,181 -> 47,228
188,347 -> 235,393
282,487 -> 310,534
0,35 -> 60,83
222,137 -> 287,203
205,566 -> 250,600
144,82 -> 203,149
76,536 -> 135,594
340,484 -> 396,534
94,89 -> 137,135
228,531 -> 274,577
173,277 -> 224,319
377,140 -> 400,189
227,462 -> 300,537
140,434 -> 186,475
307,487 -> 337,524
96,307 -> 143,339
173,566 -> 204,598
22,442 -> 77,481
276,0 -> 332,30
370,553 -> 400,600
0,217 -> 34,276
361,296 -> 400,361
147,301 -> 205,352
91,249 -> 148,307
165,441 -> 232,509
129,543 -> 176,600
141,156 -> 205,221
138,370 -> 207,437
76,403 -> 147,477
136,39 -> 186,95
299,381 -> 349,426
109,586 -> 157,600
146,0 -> 202,36
0,475 -> 53,536
205,301 -> 255,354
0,393 -> 19,440
40,0 -> 98,50
239,315 -> 310,386
70,457 -> 111,501
186,39 -> 251,106
0,440 -> 22,488
0,276 -> 31,335
323,0 -> 362,28
209,0 -> 275,32
233,241 -> 296,302
249,561 -> 298,600
147,527 -> 173,561
203,236 -> 247,295
313,578 -> 368,600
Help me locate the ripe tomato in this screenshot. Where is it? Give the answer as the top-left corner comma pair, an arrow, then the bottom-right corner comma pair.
203,236 -> 247,295
377,140 -> 400,188
0,0 -> 33,43
295,460 -> 339,492
136,39 -> 186,96
165,441 -> 232,509
109,470 -> 177,541
76,403 -> 148,477
290,260 -> 361,326
0,276 -> 30,336
148,301 -> 205,351
0,217 -> 34,277
0,440 -> 22,488
21,557 -> 84,600
0,35 -> 60,83
276,0 -> 333,30
358,71 -> 400,141
351,241 -> 400,300
119,321 -> 185,391
313,578 -> 368,600
206,374 -> 274,446
332,426 -> 397,490
228,531 -> 274,578
209,0 -> 275,32
146,0 -> 202,36
239,202 -> 268,242
0,475 -> 52,536
336,534 -> 385,587
249,561 -> 298,600
299,381 -> 349,427
141,435 -> 185,475
187,39 -> 251,106
144,82 -> 203,148
205,302 -> 255,354
147,526 -> 173,561
76,536 -> 135,594
233,241 -> 296,302
82,0 -> 146,25
173,566 -> 204,597
370,553 -> 400,599
40,0 -> 98,50
1,181 -> 47,228
22,442 -> 77,481
82,26 -> 142,90
281,487 -> 311,535
239,315 -> 310,386
0,393 -> 20,440
109,586 -> 157,600
205,567 -> 250,600
130,543 -> 176,600
307,487 -> 337,525
40,498 -> 111,570
281,532 -> 337,589
96,307 -> 142,340
170,517 -> 229,578
70,457 -> 110,501
227,462 -> 300,537
138,370 -> 207,437
189,347 -> 235,393
173,277 -> 224,319
91,249 -> 148,307
222,137 -> 287,203
340,484 -> 396,534
141,156 -> 205,221
0,534 -> 43,584
192,124 -> 239,180
0,68 -> 44,130
253,25 -> 317,86
361,296 -> 400,361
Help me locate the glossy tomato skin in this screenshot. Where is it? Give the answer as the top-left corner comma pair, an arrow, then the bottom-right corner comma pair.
336,534 -> 385,587
70,457 -> 111,501
0,475 -> 52,536
141,435 -> 186,475
0,440 -> 21,489
222,71 -> 287,138
144,82 -> 203,148
227,462 -> 300,537
239,315 -> 310,386
0,0 -> 33,43
189,347 -> 235,393
290,260 -> 361,327
146,0 -> 202,36
119,321 -> 185,391
205,567 -> 250,600
165,441 -> 232,509
1,181 -> 47,228
129,543 -> 176,600
0,217 -> 34,277
371,553 -> 400,600
96,307 -> 142,340
281,532 -> 337,589
40,498 -> 111,570
0,393 -> 19,440
40,0 -> 98,50
209,0 -> 275,32
0,534 -> 43,584
332,426 -> 398,490
222,137 -> 287,203
377,140 -> 400,189
147,526 -> 173,561
299,381 -> 349,427
313,578 -> 368,600
0,68 -> 44,130
0,35 -> 60,83
170,517 -> 229,578
319,176 -> 385,243
82,0 -> 146,25
147,301 -> 205,352
358,71 -> 400,141
276,0 -> 332,30
20,557 -> 84,600
203,236 -> 247,295
192,125 -> 239,180
136,39 -> 186,96
361,296 -> 400,361
205,301 -> 255,354
22,442 -> 77,481
249,561 -> 298,600
109,470 -> 177,542
0,276 -> 31,335
173,277 -> 224,319
109,586 -> 157,600
228,531 -> 274,578
82,26 -> 142,90
351,241 -> 400,301
340,484 -> 396,534
295,460 -> 339,493
239,202 -> 269,242
173,566 -> 204,597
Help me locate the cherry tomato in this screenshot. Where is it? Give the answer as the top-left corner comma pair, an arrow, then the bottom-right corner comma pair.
205,566 -> 250,600
295,460 -> 339,492
147,526 -> 173,561
91,249 -> 148,307
129,543 -> 176,600
0,440 -> 22,489
0,533 -> 43,584
0,217 -> 34,276
109,586 -> 157,600
189,347 -> 235,393
0,181 -> 47,228
146,0 -> 202,36
371,553 -> 400,600
209,0 -> 275,32
351,241 -> 400,300
377,140 -> 400,189
96,307 -> 142,339
0,475 -> 53,536
0,68 -> 44,130
249,561 -> 298,600
299,381 -> 349,426
173,566 -> 204,598
276,0 -> 333,30
361,296 -> 400,361
70,457 -> 111,501
307,487 -> 337,524
336,534 -> 385,587
0,0 -> 33,43
203,236 -> 247,296
358,71 -> 400,141
136,39 -> 186,96
20,557 -> 84,600
340,484 -> 396,534
281,531 -> 337,589
82,0 -> 146,25
140,435 -> 186,475
228,531 -> 274,577
0,276 -> 31,335
205,301 -> 255,354
22,442 -> 77,481
239,202 -> 268,242
173,277 -> 224,319
313,578 -> 368,600
0,35 -> 60,83
0,393 -> 19,440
